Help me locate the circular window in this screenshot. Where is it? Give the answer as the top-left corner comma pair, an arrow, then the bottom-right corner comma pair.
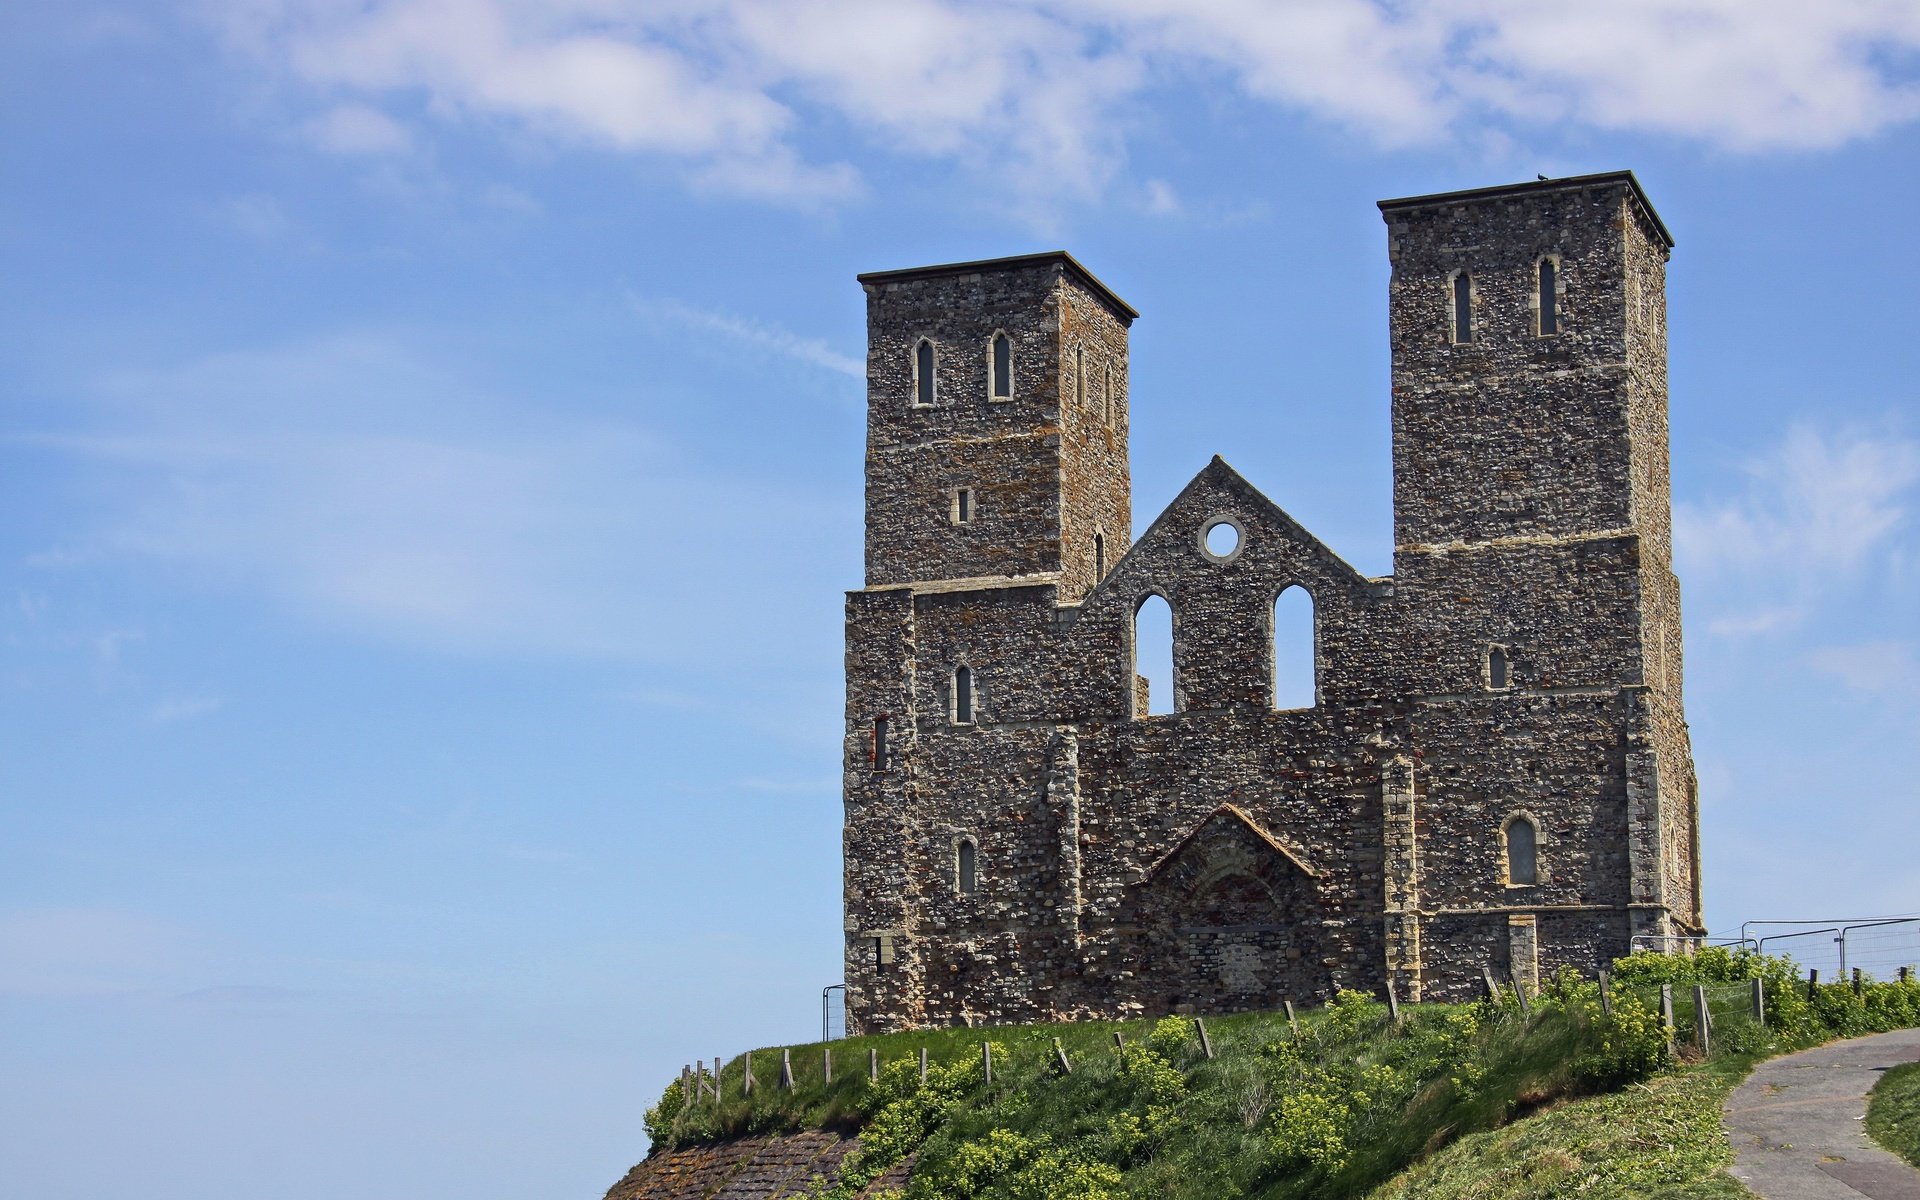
1199,516 -> 1244,563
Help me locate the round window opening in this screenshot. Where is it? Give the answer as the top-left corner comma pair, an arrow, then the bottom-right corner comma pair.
1200,517 -> 1244,563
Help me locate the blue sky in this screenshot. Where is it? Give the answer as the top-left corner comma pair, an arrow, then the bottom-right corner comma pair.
2,2 -> 1918,1197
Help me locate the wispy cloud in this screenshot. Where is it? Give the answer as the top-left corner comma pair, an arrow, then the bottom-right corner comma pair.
306,103 -> 414,155
149,695 -> 227,724
205,0 -> 1920,210
1805,641 -> 1918,694
24,333 -> 850,666
1676,423 -> 1920,635
628,295 -> 862,380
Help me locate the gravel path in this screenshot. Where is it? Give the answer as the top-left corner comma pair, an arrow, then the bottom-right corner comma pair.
1724,1027 -> 1920,1199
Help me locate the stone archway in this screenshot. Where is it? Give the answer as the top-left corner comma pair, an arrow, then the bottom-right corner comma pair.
1133,805 -> 1321,1013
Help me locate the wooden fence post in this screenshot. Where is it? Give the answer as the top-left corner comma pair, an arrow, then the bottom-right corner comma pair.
823,1047 -> 832,1084
982,1042 -> 992,1085
1751,977 -> 1766,1027
714,1055 -> 724,1102
1385,981 -> 1401,1025
869,1047 -> 879,1083
1112,1031 -> 1125,1051
1901,966 -> 1911,985
744,1051 -> 755,1095
1509,968 -> 1531,1017
1807,968 -> 1819,1000
1284,1000 -> 1299,1037
1053,1037 -> 1072,1075
1852,968 -> 1864,995
780,1049 -> 794,1091
1598,970 -> 1613,1017
1659,984 -> 1675,1053
1481,967 -> 1502,1004
695,1060 -> 707,1104
1195,1017 -> 1214,1059
1692,985 -> 1712,1055
918,1046 -> 928,1085
681,1065 -> 691,1102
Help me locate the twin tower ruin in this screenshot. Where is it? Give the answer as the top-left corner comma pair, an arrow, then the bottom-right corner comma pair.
841,172 -> 1702,1033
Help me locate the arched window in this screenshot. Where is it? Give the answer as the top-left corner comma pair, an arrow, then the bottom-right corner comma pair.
1451,271 -> 1473,344
1487,644 -> 1510,690
1074,345 -> 1085,408
1537,258 -> 1559,336
873,715 -> 889,770
1272,585 -> 1316,709
990,332 -> 1012,400
953,665 -> 974,724
1094,533 -> 1106,581
914,338 -> 936,406
1133,594 -> 1174,717
1505,816 -> 1538,885
956,839 -> 978,894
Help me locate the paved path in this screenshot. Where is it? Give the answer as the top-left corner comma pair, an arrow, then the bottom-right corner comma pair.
1724,1027 -> 1920,1199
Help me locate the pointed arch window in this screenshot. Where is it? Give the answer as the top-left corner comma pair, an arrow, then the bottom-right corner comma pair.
1487,644 -> 1511,691
1094,533 -> 1106,582
990,332 -> 1013,400
956,838 -> 978,894
914,338 -> 937,406
1504,815 -> 1538,885
952,665 -> 975,724
1451,271 -> 1474,344
1537,258 -> 1559,336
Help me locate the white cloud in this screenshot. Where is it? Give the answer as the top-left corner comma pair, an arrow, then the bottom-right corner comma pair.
1143,178 -> 1180,216
1676,423 -> 1920,634
29,333 -> 848,667
150,695 -> 228,723
307,102 -> 414,154
206,0 -> 1920,209
628,295 -> 863,380
1805,641 -> 1918,694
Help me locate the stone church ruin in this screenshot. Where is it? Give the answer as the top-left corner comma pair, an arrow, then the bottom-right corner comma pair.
841,172 -> 1702,1033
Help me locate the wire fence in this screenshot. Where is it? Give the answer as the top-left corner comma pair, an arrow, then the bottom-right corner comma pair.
1738,916 -> 1920,980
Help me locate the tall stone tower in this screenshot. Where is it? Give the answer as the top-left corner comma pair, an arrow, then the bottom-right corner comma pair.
1379,172 -> 1700,946
854,253 -> 1136,601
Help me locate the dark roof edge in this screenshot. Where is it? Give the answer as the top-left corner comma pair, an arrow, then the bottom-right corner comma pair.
856,251 -> 1140,321
1377,170 -> 1674,250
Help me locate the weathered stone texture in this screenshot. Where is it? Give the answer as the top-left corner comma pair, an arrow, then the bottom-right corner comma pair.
844,175 -> 1702,1032
603,1133 -> 909,1200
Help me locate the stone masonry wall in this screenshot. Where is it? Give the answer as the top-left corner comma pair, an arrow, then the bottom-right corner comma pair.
845,174 -> 1702,1032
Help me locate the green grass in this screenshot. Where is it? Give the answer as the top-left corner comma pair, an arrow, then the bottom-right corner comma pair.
1367,1053 -> 1758,1200
642,954 -> 1920,1199
1866,1060 -> 1920,1170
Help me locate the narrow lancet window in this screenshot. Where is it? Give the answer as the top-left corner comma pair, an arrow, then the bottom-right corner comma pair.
957,839 -> 977,894
953,665 -> 974,724
1074,346 -> 1085,407
1133,594 -> 1174,717
914,338 -> 936,406
991,333 -> 1012,400
1505,817 -> 1538,885
953,487 -> 974,525
1272,586 -> 1316,709
1452,272 -> 1473,344
1538,259 -> 1559,336
1103,363 -> 1113,423
873,715 -> 889,770
1487,645 -> 1510,690
1094,533 -> 1106,581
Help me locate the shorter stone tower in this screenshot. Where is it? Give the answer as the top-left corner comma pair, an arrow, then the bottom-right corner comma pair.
842,173 -> 1702,1033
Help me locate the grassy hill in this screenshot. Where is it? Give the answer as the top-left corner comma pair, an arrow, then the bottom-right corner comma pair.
641,952 -> 1919,1199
